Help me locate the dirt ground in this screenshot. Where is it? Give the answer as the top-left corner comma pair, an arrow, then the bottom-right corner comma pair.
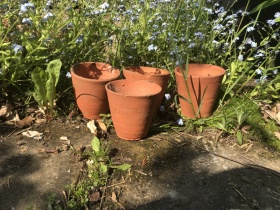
1,119 -> 280,210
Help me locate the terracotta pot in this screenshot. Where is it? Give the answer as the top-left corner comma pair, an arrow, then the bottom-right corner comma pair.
175,64 -> 225,119
123,66 -> 170,116
71,62 -> 120,119
105,79 -> 162,140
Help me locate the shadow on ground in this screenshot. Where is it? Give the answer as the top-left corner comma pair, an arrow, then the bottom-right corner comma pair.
111,132 -> 280,210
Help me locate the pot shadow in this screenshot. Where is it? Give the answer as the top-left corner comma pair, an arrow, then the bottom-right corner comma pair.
121,138 -> 280,210
0,141 -> 41,209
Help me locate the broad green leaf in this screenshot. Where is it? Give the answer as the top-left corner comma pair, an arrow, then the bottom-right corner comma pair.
236,130 -> 243,145
91,136 -> 100,153
31,67 -> 47,107
99,163 -> 108,174
46,59 -> 62,87
110,163 -> 132,171
46,73 -> 55,115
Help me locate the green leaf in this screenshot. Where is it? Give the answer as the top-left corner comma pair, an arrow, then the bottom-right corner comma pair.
31,67 -> 47,107
91,136 -> 100,153
110,163 -> 132,171
46,59 -> 62,87
236,130 -> 243,145
249,0 -> 280,14
275,17 -> 280,22
99,163 -> 108,174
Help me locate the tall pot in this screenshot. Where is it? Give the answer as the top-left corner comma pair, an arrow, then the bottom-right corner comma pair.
71,62 -> 120,119
105,79 -> 161,140
175,64 -> 225,119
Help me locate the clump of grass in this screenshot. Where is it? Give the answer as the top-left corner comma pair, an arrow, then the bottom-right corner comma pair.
210,95 -> 280,149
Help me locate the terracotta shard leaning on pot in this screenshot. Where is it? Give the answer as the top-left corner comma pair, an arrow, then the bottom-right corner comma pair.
71,62 -> 120,120
175,63 -> 225,119
123,66 -> 170,116
105,79 -> 162,140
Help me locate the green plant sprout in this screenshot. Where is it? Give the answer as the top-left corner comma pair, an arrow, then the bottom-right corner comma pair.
66,136 -> 131,208
31,59 -> 62,118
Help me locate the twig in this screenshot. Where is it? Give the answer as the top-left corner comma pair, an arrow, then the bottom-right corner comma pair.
13,127 -> 32,136
100,181 -> 126,190
7,177 -> 10,189
233,188 -> 250,204
6,129 -> 17,138
134,170 -> 147,176
172,128 -> 280,177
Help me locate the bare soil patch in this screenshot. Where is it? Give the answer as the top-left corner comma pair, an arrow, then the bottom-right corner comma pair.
1,119 -> 280,209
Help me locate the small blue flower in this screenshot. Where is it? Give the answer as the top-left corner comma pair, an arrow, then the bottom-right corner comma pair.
99,2 -> 109,10
22,17 -> 32,25
43,12 -> 54,21
251,42 -> 257,48
274,12 -> 280,18
160,106 -> 165,112
213,24 -> 224,31
238,54 -> 243,61
20,2 -> 35,14
148,44 -> 158,51
255,68 -> 262,75
12,44 -> 24,53
177,118 -> 184,126
188,43 -> 195,48
165,93 -> 171,100
273,69 -> 278,75
76,34 -> 84,43
66,72 -> 71,78
255,74 -> 268,84
246,26 -> 255,32
267,19 -> 276,26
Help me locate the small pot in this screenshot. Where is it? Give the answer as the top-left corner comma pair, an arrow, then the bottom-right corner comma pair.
71,62 -> 120,119
175,64 -> 225,118
123,66 -> 170,116
105,79 -> 162,140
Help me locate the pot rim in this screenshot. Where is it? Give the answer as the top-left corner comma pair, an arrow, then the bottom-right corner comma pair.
71,62 -> 120,82
175,63 -> 225,78
123,66 -> 171,76
105,79 -> 162,98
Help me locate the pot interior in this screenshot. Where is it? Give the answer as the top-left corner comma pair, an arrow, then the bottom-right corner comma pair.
124,66 -> 170,75
107,80 -> 161,97
72,62 -> 119,80
176,64 -> 225,77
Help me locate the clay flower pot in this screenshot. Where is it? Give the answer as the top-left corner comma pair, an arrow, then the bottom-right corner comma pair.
71,62 -> 120,119
105,80 -> 162,140
123,66 -> 170,115
175,64 -> 225,119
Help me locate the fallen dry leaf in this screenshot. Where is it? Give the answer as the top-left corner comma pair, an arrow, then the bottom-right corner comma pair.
241,125 -> 251,134
0,105 -> 9,117
60,136 -> 68,141
88,190 -> 100,202
22,130 -> 43,138
87,120 -> 97,134
16,116 -> 35,128
111,191 -> 117,202
274,132 -> 280,140
97,119 -> 107,132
